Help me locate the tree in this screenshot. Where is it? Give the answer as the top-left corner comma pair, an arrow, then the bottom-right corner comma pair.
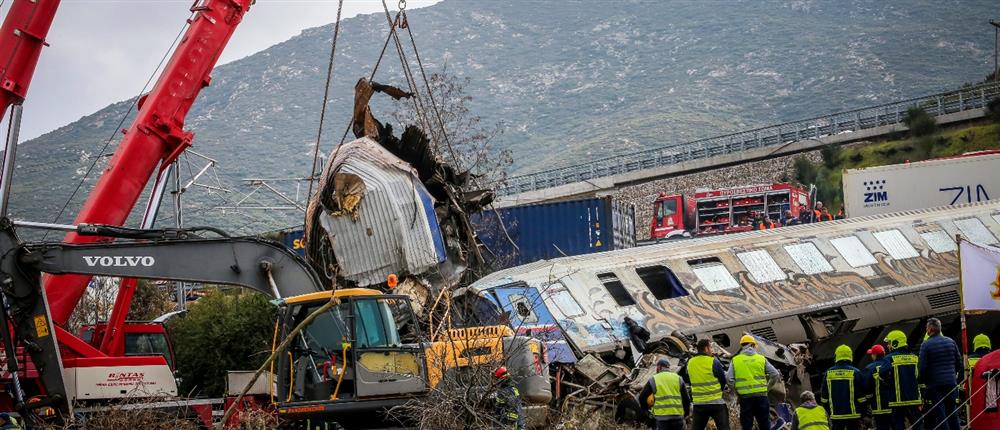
167,289 -> 276,397
392,71 -> 511,191
127,280 -> 174,321
987,97 -> 1000,124
904,107 -> 937,137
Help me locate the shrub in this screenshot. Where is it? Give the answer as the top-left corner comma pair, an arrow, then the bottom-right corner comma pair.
904,107 -> 937,137
819,145 -> 842,169
167,289 -> 276,397
792,156 -> 817,185
987,97 -> 1000,124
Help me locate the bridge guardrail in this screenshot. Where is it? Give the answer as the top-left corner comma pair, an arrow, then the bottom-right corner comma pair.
499,82 -> 1000,196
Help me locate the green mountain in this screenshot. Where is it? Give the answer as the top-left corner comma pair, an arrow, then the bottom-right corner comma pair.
10,0 -> 998,234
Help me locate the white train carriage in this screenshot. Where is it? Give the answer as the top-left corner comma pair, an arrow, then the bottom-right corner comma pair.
459,200 -> 1000,365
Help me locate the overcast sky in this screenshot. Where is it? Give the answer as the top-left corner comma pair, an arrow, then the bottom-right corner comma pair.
18,0 -> 441,140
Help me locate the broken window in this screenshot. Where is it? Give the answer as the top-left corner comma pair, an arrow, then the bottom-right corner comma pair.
597,272 -> 636,306
509,295 -> 539,324
920,229 -> 957,253
547,284 -> 585,318
955,218 -> 998,245
635,265 -> 688,300
873,229 -> 919,260
830,236 -> 877,268
689,258 -> 740,292
736,250 -> 787,283
784,242 -> 834,275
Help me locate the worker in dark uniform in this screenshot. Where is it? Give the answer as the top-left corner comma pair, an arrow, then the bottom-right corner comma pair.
863,344 -> 892,430
682,339 -> 729,430
725,335 -> 780,430
819,345 -> 865,430
918,318 -> 963,430
792,391 -> 829,430
968,333 -> 992,371
880,330 -> 922,430
638,358 -> 691,430
0,413 -> 20,430
492,366 -> 524,430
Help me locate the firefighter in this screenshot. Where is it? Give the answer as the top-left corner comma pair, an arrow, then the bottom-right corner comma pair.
880,330 -> 922,430
638,358 -> 690,430
682,339 -> 729,430
0,413 -> 20,430
813,201 -> 825,222
792,391 -> 829,430
725,335 -> 780,430
492,366 -> 524,430
819,345 -> 865,430
968,333 -> 992,371
835,206 -> 845,220
863,344 -> 892,430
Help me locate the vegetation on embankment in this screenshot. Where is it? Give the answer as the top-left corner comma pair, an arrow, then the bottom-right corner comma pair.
793,99 -> 1000,211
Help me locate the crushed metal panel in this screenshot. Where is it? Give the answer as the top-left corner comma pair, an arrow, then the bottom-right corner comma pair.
830,236 -> 877,268
317,138 -> 445,287
736,250 -> 787,283
920,229 -> 957,254
784,242 -> 834,274
873,229 -> 919,260
954,217 -> 998,245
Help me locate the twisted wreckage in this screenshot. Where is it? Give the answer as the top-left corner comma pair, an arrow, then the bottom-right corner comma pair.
304,78 -> 492,315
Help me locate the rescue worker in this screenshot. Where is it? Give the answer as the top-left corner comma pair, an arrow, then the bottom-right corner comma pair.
863,344 -> 892,430
492,366 -> 525,430
0,413 -> 19,430
820,207 -> 834,221
835,206 -> 845,220
813,201 -> 825,222
637,358 -> 691,430
792,391 -> 829,430
725,335 -> 780,430
681,339 -> 730,430
799,204 -> 813,224
880,330 -> 922,430
968,333 -> 992,371
784,210 -> 801,226
918,318 -> 962,430
819,345 -> 865,430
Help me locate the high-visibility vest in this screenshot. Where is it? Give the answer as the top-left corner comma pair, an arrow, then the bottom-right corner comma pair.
870,363 -> 891,415
795,405 -> 830,430
732,353 -> 768,396
888,353 -> 921,407
968,356 -> 981,371
652,371 -> 684,417
687,355 -> 723,403
825,368 -> 860,419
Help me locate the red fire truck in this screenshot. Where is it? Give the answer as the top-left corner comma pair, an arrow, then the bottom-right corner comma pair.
650,183 -> 811,240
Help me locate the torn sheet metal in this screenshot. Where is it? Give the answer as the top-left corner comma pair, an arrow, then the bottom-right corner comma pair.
308,137 -> 446,288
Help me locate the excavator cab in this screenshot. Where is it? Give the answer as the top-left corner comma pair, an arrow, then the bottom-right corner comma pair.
273,289 -> 427,423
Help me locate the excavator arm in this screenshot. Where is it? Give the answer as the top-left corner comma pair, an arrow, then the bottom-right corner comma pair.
0,219 -> 324,420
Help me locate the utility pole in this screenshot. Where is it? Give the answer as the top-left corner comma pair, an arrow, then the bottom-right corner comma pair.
991,20 -> 1000,81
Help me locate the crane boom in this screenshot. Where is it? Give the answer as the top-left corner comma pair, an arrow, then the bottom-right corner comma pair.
0,0 -> 60,117
43,0 -> 253,327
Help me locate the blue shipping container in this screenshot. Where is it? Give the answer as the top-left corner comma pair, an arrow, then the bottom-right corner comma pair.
472,197 -> 636,269
278,227 -> 306,257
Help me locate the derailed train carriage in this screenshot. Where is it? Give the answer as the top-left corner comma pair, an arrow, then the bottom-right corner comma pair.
456,200 -> 1000,393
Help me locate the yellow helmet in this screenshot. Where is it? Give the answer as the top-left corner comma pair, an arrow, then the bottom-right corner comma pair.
835,345 -> 853,363
740,334 -> 758,347
973,334 -> 992,351
884,330 -> 908,349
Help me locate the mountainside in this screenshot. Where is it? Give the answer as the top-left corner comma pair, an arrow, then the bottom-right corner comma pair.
10,0 -> 997,234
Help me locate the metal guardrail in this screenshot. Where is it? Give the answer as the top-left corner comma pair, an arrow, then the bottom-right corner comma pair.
499,82 -> 1000,196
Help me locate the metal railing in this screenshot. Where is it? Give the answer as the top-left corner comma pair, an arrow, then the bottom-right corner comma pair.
499,81 -> 1000,196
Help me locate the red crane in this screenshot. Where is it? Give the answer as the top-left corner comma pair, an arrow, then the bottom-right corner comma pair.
41,0 -> 253,362
0,0 -> 60,117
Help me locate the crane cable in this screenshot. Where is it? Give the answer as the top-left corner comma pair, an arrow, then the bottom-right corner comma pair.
380,0 -> 434,140
44,15 -> 192,239
400,9 -> 458,165
304,0 -> 345,227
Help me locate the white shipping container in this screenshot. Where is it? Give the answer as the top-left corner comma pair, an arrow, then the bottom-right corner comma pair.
843,151 -> 1000,217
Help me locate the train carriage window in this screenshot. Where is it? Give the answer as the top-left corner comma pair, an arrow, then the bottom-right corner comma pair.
736,250 -> 787,283
509,295 -> 539,324
784,243 -> 834,274
920,230 -> 957,253
954,218 -> 998,245
689,258 -> 740,292
830,236 -> 877,267
547,284 -> 586,318
635,265 -> 688,300
873,230 -> 919,260
597,272 -> 636,306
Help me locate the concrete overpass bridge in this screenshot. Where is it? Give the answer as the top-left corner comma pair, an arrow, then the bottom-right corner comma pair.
496,81 -> 1000,208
